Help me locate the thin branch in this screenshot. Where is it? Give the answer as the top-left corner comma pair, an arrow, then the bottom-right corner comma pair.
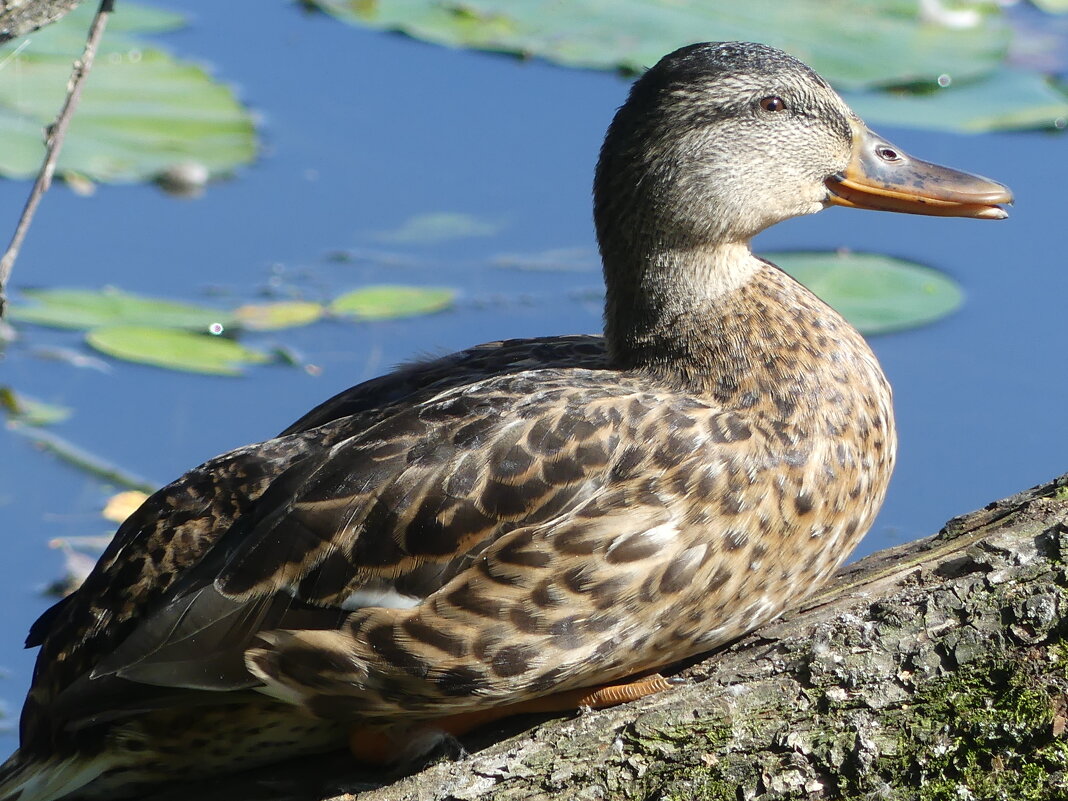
0,0 -> 114,319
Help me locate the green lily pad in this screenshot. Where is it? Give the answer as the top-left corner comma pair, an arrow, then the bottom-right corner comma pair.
309,0 -> 1068,133
845,70 -> 1068,133
330,285 -> 457,320
1031,0 -> 1068,12
85,326 -> 270,375
233,301 -> 325,331
0,3 -> 256,183
10,287 -> 229,331
0,386 -> 72,426
373,212 -> 503,244
770,251 -> 963,335
309,0 -> 1009,91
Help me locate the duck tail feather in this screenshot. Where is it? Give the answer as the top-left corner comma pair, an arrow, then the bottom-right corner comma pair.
0,750 -> 113,801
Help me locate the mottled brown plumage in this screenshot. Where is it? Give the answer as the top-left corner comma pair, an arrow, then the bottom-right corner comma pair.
0,42 -> 1010,801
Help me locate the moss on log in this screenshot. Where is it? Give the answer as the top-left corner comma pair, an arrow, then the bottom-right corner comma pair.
146,473 -> 1068,801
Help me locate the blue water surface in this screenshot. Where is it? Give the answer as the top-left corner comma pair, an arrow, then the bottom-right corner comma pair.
0,0 -> 1064,745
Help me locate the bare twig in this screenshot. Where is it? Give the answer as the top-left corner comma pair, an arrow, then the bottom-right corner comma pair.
0,0 -> 114,319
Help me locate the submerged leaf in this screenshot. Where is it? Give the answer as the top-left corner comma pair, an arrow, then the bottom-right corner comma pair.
330,285 -> 456,320
85,326 -> 269,375
770,251 -> 963,335
10,287 -> 229,331
372,212 -> 502,244
0,3 -> 256,183
0,386 -> 72,426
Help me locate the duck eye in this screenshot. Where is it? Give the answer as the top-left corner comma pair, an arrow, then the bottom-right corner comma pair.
758,96 -> 786,112
876,145 -> 901,162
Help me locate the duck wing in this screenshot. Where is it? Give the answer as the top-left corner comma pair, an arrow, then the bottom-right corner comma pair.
49,369 -> 740,725
21,337 -> 606,752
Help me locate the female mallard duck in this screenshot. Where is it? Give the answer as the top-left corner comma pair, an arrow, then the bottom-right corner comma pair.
1,41 -> 1010,800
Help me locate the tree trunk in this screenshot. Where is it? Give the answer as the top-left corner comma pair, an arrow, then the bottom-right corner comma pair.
148,473 -> 1068,801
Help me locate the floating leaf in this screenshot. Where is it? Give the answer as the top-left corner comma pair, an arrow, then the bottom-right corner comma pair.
309,0 -> 1009,91
330,285 -> 456,320
309,0 -> 1068,132
233,301 -> 324,331
769,251 -> 963,335
102,490 -> 150,524
85,326 -> 269,375
0,386 -> 72,426
845,70 -> 1068,133
1031,0 -> 1068,12
10,287 -> 229,331
372,212 -> 502,244
0,3 -> 256,183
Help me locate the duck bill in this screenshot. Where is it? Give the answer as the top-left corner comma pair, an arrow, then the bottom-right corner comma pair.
825,123 -> 1012,220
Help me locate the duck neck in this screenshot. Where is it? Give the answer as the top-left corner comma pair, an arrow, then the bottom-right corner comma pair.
602,242 -> 886,424
604,241 -> 759,367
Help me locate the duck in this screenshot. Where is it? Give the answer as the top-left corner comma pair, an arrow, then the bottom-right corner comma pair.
0,41 -> 1011,801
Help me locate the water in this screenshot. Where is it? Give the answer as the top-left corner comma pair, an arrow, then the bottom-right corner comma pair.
0,0 -> 1064,747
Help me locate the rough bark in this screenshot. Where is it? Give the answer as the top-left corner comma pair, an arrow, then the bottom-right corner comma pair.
0,0 -> 83,42
147,473 -> 1068,801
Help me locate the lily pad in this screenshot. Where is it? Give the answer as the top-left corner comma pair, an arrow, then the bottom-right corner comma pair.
0,3 -> 256,183
330,285 -> 457,320
770,251 -> 963,335
1031,0 -> 1068,12
233,301 -> 325,331
85,326 -> 270,375
10,287 -> 229,331
309,0 -> 1009,91
845,70 -> 1068,133
308,0 -> 1068,132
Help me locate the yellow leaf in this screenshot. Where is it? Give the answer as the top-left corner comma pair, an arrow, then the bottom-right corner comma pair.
102,490 -> 149,524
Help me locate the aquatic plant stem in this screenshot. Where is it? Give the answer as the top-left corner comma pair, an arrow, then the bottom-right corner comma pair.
8,420 -> 158,493
0,0 -> 114,319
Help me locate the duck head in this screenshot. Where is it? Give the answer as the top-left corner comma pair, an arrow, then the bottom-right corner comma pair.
595,41 -> 1010,251
594,42 -> 1011,359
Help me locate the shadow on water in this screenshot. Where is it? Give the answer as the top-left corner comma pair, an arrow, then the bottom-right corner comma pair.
0,0 -> 1064,743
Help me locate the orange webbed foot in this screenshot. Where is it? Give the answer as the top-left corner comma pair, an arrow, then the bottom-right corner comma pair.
348,672 -> 679,764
